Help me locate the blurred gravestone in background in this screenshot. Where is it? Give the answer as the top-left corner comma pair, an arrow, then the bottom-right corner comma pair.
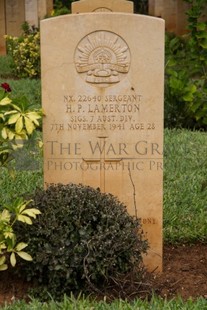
0,0 -> 53,55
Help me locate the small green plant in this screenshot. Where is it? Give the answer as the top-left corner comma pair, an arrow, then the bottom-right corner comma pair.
16,183 -> 148,300
5,22 -> 40,78
0,198 -> 41,271
0,82 -> 42,167
0,82 -> 42,271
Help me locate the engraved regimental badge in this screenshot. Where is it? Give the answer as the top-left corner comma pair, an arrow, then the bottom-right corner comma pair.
93,8 -> 112,12
74,31 -> 130,87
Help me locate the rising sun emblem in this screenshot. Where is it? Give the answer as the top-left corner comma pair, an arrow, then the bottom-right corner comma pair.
74,31 -> 130,87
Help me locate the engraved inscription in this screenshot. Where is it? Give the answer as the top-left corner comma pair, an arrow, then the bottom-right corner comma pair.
64,93 -> 141,130
7,0 -> 18,19
142,218 -> 157,225
74,31 -> 130,87
49,93 -> 158,132
93,8 -> 112,12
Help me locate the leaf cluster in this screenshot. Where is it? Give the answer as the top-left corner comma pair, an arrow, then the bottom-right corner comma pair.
15,183 -> 148,300
0,198 -> 41,271
0,87 -> 42,167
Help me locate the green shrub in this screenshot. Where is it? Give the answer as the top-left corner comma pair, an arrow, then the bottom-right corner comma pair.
133,0 -> 148,14
51,7 -> 70,16
165,34 -> 192,128
5,23 -> 40,79
16,183 -> 148,299
52,0 -> 71,15
165,0 -> 207,129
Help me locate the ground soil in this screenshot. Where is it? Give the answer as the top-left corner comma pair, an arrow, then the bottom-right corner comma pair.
152,243 -> 207,300
0,244 -> 206,305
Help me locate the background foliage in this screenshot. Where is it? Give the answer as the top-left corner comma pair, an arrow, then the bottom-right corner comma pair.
165,0 -> 207,129
5,22 -> 40,79
53,0 -> 148,14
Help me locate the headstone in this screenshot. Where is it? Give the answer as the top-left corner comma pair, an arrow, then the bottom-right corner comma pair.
37,0 -> 53,20
0,0 -> 6,54
148,0 -> 155,16
37,0 -> 47,20
176,0 -> 191,35
154,0 -> 163,18
163,0 -> 176,33
5,0 -> 25,36
46,0 -> 53,16
41,1 -> 164,272
25,0 -> 38,27
72,0 -> 133,13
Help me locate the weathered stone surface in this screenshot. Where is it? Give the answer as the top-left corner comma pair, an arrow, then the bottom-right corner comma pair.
25,0 -> 38,27
148,0 -> 155,16
41,12 -> 164,272
0,0 -> 54,55
38,0 -> 53,19
72,0 -> 133,13
0,0 -> 6,54
46,0 -> 53,15
5,0 -> 25,36
154,0 -> 163,17
176,0 -> 191,35
163,0 -> 176,33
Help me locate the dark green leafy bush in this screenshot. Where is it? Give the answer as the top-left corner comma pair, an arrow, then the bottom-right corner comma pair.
16,183 -> 148,299
52,0 -> 71,16
133,0 -> 148,14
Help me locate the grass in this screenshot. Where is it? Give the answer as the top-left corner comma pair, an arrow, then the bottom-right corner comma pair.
1,295 -> 207,310
0,55 -> 41,108
164,129 -> 207,243
0,169 -> 43,205
0,78 -> 41,108
0,55 -> 14,78
0,131 -> 43,205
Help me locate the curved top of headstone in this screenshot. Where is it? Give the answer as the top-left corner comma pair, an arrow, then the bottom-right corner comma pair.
71,0 -> 134,13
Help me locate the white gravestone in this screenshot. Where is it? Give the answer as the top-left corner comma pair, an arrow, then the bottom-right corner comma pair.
41,10 -> 164,272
